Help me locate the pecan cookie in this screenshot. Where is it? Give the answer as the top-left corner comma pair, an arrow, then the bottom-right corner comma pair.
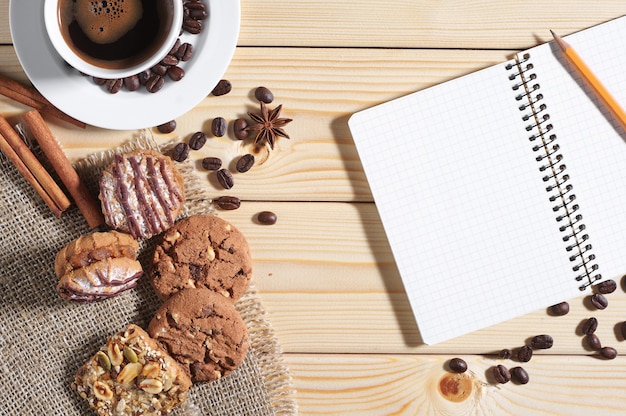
99,150 -> 185,239
73,324 -> 192,416
148,288 -> 249,383
150,215 -> 252,301
55,231 -> 143,302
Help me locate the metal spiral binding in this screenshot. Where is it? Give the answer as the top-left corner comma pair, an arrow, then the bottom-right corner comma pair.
508,53 -> 601,290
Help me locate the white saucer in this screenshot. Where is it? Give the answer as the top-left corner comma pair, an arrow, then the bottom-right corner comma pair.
9,0 -> 240,130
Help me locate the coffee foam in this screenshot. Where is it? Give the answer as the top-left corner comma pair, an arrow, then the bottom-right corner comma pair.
74,0 -> 143,44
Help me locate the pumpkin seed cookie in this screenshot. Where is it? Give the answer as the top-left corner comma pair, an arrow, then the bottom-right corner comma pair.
150,215 -> 252,301
148,288 -> 249,383
72,324 -> 192,416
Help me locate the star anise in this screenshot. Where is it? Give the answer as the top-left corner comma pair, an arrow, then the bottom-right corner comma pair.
246,101 -> 292,149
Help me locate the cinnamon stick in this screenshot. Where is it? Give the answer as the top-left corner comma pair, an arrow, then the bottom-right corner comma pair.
23,110 -> 104,228
0,75 -> 86,129
0,122 -> 65,217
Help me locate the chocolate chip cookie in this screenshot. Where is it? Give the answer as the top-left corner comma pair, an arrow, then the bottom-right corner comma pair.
99,150 -> 185,239
73,324 -> 192,416
150,215 -> 252,301
148,288 -> 249,383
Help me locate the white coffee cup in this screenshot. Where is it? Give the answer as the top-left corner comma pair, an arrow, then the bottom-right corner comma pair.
44,0 -> 183,79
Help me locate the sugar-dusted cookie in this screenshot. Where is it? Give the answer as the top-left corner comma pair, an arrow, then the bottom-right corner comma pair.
99,150 -> 185,239
148,288 -> 249,383
72,324 -> 192,416
150,215 -> 252,301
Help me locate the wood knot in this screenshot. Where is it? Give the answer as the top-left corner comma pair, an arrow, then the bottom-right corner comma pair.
438,373 -> 472,402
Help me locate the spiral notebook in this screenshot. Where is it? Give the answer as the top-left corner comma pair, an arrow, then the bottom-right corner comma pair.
349,16 -> 626,344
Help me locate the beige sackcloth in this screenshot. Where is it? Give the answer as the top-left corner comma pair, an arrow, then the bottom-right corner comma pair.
0,133 -> 298,416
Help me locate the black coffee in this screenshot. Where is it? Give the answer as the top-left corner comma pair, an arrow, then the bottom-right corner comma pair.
58,0 -> 173,69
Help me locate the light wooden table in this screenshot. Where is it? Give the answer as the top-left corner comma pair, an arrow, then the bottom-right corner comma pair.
3,1 -> 626,414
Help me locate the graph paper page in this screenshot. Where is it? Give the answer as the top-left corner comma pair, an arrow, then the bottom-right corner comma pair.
349,60 -> 579,344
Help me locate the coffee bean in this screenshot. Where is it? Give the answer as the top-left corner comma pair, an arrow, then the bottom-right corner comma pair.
138,70 -> 152,85
600,346 -> 617,359
530,334 -> 553,350
151,63 -> 168,76
498,349 -> 512,359
146,75 -> 165,93
183,17 -> 202,34
257,211 -> 277,225
595,279 -> 617,294
621,321 -> 626,341
510,367 -> 529,385
236,154 -> 255,173
214,196 -> 241,210
590,293 -> 608,310
168,38 -> 181,55
255,86 -> 274,103
582,317 -> 598,335
201,157 -> 222,171
211,79 -> 232,96
216,169 -> 234,189
157,120 -> 177,134
171,142 -> 190,162
161,54 -> 179,67
448,358 -> 467,373
212,117 -> 227,137
188,7 -> 208,20
167,66 -> 185,81
106,78 -> 123,94
175,43 -> 194,61
517,345 -> 533,362
587,333 -> 602,350
493,365 -> 511,384
549,301 -> 569,316
123,75 -> 140,91
189,132 -> 207,150
234,118 -> 249,140
93,77 -> 107,86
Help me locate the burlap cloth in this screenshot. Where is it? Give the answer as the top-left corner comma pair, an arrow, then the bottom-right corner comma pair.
0,132 -> 298,416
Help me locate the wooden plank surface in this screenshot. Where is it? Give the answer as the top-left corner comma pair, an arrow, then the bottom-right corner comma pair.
2,0 -> 626,414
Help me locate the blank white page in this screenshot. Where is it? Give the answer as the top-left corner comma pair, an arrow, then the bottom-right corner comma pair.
349,61 -> 578,344
519,16 -> 626,286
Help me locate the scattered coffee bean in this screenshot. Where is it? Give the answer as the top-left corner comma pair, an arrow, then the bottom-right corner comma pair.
448,358 -> 467,373
234,118 -> 249,140
123,75 -> 141,91
216,169 -> 234,189
211,79 -> 232,96
146,75 -> 165,93
161,54 -> 179,67
157,120 -> 177,134
183,17 -> 202,34
595,279 -> 617,294
106,78 -> 123,94
517,345 -> 533,362
138,70 -> 152,85
214,196 -> 241,210
530,334 -> 553,350
549,301 -> 569,316
93,77 -> 107,86
493,365 -> 511,384
621,321 -> 626,341
201,157 -> 222,171
498,349 -> 512,359
590,293 -> 608,310
186,1 -> 208,19
586,333 -> 602,350
168,38 -> 181,55
175,42 -> 194,61
189,131 -> 207,150
151,63 -> 168,76
212,117 -> 227,137
257,211 -> 277,225
172,142 -> 190,162
510,367 -> 529,385
582,317 -> 598,335
600,346 -> 617,359
255,86 -> 274,103
167,66 -> 185,81
236,154 -> 255,173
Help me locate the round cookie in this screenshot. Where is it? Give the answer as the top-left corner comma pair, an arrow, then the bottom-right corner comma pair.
148,288 -> 249,383
150,215 -> 252,301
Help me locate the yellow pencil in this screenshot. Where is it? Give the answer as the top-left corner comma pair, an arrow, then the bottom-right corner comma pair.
551,29 -> 626,131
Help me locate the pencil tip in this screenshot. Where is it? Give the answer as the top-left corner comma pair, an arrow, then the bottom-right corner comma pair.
549,29 -> 556,36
